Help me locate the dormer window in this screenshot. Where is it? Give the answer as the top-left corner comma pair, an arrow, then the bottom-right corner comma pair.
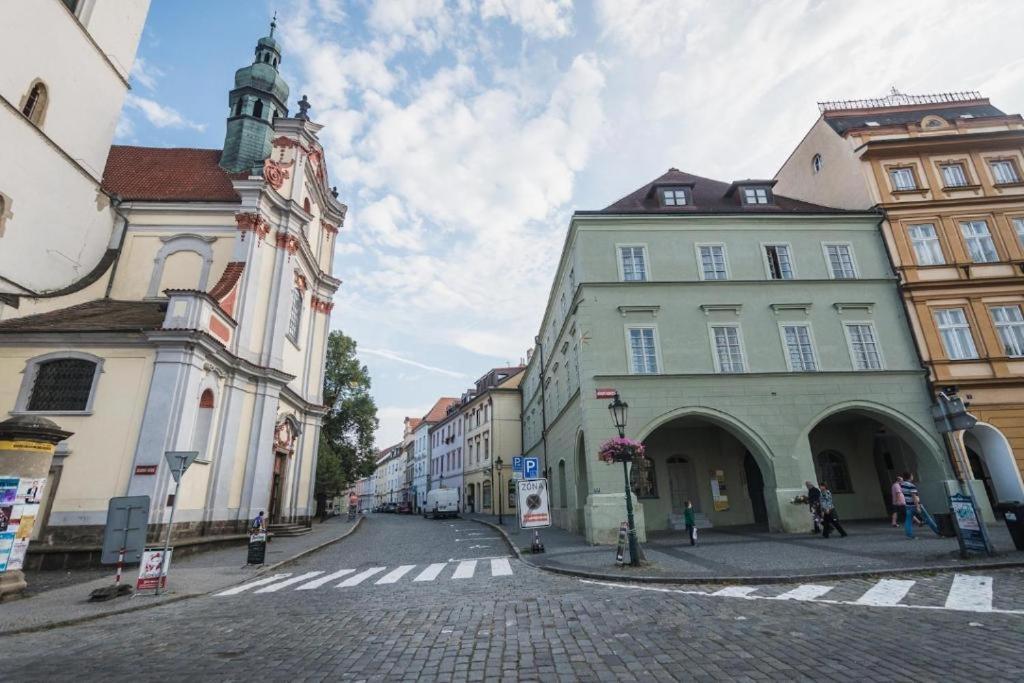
660,188 -> 689,206
742,187 -> 771,205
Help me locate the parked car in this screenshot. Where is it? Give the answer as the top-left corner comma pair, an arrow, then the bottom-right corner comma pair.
383,502 -> 398,513
397,501 -> 413,515
425,489 -> 459,519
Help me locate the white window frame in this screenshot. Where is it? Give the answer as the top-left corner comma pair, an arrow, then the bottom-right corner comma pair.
616,244 -> 650,282
933,308 -> 979,360
989,159 -> 1021,185
907,223 -> 945,266
991,305 -> 1024,358
940,163 -> 968,188
661,188 -> 689,206
761,242 -> 796,280
842,321 -> 885,370
822,242 -> 858,279
742,187 -> 771,205
959,220 -> 998,263
1012,217 -> 1024,247
287,287 -> 303,344
13,351 -> 105,415
695,242 -> 729,281
778,322 -> 818,372
624,325 -> 662,375
889,167 -> 917,191
708,322 -> 747,373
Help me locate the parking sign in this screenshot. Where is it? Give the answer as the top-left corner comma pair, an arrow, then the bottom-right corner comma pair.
512,456 -> 524,473
524,456 -> 539,480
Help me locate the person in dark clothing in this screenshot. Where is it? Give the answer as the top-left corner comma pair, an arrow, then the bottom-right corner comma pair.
804,480 -> 822,534
819,482 -> 847,538
684,500 -> 696,546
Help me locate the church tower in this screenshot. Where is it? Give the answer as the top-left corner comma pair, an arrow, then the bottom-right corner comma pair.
220,18 -> 290,173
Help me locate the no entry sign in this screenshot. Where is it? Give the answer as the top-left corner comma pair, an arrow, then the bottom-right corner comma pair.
516,478 -> 551,529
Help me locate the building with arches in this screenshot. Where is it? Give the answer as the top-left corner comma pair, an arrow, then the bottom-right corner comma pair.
775,90 -> 1024,516
0,26 -> 344,557
521,168 -> 953,543
0,0 -> 149,299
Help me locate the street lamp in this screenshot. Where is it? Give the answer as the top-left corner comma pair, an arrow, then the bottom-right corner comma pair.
608,393 -> 640,566
495,456 -> 504,525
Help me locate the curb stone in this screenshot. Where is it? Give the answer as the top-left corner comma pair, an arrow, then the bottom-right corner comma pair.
470,517 -> 1024,586
0,515 -> 365,638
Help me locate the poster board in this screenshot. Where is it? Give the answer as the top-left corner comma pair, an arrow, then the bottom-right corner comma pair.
710,469 -> 729,512
0,476 -> 46,572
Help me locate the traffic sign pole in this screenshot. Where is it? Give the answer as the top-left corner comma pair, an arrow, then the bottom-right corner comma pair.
154,451 -> 197,595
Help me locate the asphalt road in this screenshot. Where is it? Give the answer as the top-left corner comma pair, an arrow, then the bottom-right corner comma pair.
1,514 -> 1023,681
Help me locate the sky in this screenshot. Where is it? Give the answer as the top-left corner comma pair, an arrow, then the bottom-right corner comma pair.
120,0 -> 1024,447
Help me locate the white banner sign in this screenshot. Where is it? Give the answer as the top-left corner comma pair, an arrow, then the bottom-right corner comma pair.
517,478 -> 551,529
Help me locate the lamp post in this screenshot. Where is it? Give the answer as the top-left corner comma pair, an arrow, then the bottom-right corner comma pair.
608,393 -> 640,566
496,457 -> 504,525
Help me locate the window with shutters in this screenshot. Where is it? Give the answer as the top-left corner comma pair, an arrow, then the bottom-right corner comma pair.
20,356 -> 102,413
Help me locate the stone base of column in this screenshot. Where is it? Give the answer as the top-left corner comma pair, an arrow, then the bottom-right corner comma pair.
0,570 -> 28,602
584,493 -> 647,545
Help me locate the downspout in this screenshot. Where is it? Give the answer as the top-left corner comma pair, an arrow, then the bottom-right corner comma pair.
104,194 -> 129,299
535,336 -> 550,478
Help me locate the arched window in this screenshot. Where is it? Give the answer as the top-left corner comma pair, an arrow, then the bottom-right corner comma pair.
303,197 -> 312,213
0,192 -> 11,238
147,234 -> 215,298
815,450 -> 853,493
21,81 -> 48,126
629,455 -> 659,498
287,287 -> 303,342
17,354 -> 103,413
234,99 -> 244,116
812,153 -> 823,174
193,389 -> 216,460
252,99 -> 264,119
557,460 -> 567,508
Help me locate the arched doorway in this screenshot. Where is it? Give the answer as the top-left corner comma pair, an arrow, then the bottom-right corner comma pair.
964,423 -> 1024,514
801,403 -> 946,521
575,433 -> 588,533
637,409 -> 776,532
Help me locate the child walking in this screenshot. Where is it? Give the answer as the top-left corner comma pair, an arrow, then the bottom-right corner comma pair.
684,500 -> 697,546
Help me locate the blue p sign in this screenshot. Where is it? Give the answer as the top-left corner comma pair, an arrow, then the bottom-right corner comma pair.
512,456 -> 524,473
524,457 -> 539,480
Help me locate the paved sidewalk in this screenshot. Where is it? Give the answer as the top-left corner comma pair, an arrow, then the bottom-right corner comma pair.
0,515 -> 363,636
466,513 -> 1024,583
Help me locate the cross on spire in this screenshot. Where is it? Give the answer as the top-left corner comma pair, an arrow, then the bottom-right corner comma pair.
270,11 -> 277,37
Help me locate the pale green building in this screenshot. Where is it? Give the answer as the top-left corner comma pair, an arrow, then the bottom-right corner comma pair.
521,169 -> 953,543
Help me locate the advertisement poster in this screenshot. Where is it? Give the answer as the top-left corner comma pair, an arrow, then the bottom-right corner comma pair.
0,531 -> 14,571
0,504 -> 12,532
0,478 -> 18,505
949,492 -> 987,554
710,469 -> 729,512
516,478 -> 551,529
136,548 -> 172,590
6,540 -> 29,571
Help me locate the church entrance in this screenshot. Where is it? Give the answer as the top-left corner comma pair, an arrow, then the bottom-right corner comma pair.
269,452 -> 287,523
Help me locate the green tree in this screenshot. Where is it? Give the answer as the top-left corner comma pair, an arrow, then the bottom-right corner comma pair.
316,330 -> 378,503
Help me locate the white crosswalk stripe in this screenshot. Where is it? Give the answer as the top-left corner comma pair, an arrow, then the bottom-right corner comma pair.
413,563 -> 447,582
712,586 -> 757,597
854,579 -> 915,606
376,565 -> 416,584
255,571 -> 324,593
773,585 -> 833,601
945,574 -> 993,612
452,560 -> 477,579
337,567 -> 387,587
216,559 -> 515,596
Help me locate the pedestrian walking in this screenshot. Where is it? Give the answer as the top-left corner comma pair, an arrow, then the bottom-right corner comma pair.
891,476 -> 906,527
684,500 -> 697,546
899,472 -> 940,539
251,510 -> 265,533
819,482 -> 847,538
805,480 -> 822,534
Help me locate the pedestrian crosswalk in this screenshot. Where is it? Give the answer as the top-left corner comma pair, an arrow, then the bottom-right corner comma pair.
582,573 -> 1024,615
218,557 -> 515,596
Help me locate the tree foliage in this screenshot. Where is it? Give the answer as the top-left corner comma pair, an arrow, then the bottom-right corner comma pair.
316,330 -> 378,498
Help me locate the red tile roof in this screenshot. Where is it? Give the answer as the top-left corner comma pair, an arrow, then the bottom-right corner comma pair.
0,300 -> 166,333
102,146 -> 245,202
422,397 -> 459,424
208,262 -> 246,299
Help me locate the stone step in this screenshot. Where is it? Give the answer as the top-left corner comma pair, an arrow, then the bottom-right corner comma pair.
268,524 -> 312,537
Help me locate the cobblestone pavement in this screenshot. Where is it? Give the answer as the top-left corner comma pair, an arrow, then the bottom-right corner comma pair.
1,514 -> 1023,681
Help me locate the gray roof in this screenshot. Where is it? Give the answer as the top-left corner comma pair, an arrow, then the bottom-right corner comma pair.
0,300 -> 166,334
824,104 -> 1005,135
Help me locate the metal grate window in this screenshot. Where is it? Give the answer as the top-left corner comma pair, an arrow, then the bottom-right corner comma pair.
27,359 -> 96,411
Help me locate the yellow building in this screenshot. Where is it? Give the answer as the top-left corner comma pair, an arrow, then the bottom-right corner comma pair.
0,27 -> 344,561
776,90 -> 1024,513
461,367 -> 524,516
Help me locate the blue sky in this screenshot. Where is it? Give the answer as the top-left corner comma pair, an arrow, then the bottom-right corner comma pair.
121,0 -> 1024,447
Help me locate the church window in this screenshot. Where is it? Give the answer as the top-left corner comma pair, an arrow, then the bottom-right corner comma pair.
303,197 -> 312,213
288,288 -> 303,343
252,99 -> 264,119
193,389 -> 216,461
0,192 -> 10,238
21,81 -> 48,126
19,355 -> 103,413
234,100 -> 244,116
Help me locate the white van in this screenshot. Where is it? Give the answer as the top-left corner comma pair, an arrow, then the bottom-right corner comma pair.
424,488 -> 459,519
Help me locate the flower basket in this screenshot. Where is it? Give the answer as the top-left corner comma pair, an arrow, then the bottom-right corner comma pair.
598,437 -> 645,464
791,494 -> 809,505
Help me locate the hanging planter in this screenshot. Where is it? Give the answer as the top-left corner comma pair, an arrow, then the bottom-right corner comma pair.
598,437 -> 645,464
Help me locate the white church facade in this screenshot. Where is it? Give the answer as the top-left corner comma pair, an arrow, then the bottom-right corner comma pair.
0,24 -> 344,559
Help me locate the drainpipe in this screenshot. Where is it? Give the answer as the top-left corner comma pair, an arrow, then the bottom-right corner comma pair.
535,336 -> 550,478
104,194 -> 129,299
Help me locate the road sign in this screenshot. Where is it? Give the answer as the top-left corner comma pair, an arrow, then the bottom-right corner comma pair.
595,388 -> 618,399
100,495 -> 150,565
164,451 -> 199,483
516,478 -> 550,529
524,456 -> 540,480
931,393 -> 977,434
512,456 -> 524,473
949,493 -> 988,554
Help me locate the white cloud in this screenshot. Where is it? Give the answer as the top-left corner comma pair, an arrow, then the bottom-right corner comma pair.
130,56 -> 164,91
114,112 -> 135,141
124,94 -> 206,132
479,0 -> 573,38
360,348 -> 469,379
374,404 -> 432,446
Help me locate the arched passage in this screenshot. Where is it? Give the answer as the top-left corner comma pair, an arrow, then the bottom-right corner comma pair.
635,407 -> 779,532
964,422 -> 1024,513
798,401 -> 948,521
574,431 -> 588,533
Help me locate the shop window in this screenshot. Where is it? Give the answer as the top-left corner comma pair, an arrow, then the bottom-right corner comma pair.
815,450 -> 853,494
629,456 -> 658,498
